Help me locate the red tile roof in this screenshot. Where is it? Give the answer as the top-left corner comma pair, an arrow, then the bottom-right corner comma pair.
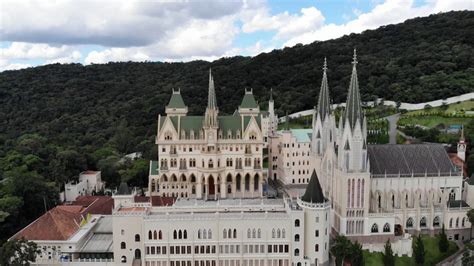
151,196 -> 176,206
12,196 -> 113,241
13,206 -> 82,241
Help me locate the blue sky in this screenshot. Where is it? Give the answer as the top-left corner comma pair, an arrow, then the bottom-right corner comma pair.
0,0 -> 472,71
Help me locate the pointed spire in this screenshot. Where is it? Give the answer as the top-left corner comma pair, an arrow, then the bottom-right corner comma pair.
207,68 -> 217,110
204,68 -> 218,128
316,57 -> 331,121
343,48 -> 363,130
270,88 -> 273,101
301,170 -> 326,203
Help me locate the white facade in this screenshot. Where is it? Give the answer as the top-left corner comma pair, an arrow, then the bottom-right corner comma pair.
112,196 -> 330,266
64,171 -> 104,202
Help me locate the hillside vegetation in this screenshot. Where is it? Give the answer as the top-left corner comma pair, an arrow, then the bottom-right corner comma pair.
0,11 -> 473,243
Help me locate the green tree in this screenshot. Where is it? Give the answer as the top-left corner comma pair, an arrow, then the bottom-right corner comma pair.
331,235 -> 351,266
467,209 -> 474,240
0,238 -> 40,265
383,239 -> 395,266
349,241 -> 364,266
413,235 -> 425,265
438,224 -> 449,252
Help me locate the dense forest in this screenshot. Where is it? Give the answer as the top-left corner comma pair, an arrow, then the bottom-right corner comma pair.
0,11 -> 473,242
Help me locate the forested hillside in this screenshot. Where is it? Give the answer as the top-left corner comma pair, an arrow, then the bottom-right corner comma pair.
0,11 -> 473,242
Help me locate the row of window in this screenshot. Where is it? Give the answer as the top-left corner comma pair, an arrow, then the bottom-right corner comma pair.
161,144 -> 260,153
286,160 -> 311,167
160,158 -> 262,170
145,259 -> 290,266
347,178 -> 365,208
164,130 -> 256,140
145,244 -> 290,256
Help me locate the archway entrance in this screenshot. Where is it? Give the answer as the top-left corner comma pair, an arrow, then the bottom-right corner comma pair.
208,176 -> 215,195
394,224 -> 403,236
135,249 -> 141,259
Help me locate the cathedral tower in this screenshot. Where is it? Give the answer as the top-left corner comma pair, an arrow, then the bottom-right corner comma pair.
458,125 -> 467,162
312,58 -> 335,156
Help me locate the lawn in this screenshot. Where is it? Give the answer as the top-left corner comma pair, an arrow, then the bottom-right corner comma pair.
404,100 -> 474,116
398,116 -> 471,128
363,235 -> 458,266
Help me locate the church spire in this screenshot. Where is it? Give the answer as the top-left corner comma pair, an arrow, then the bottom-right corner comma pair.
343,49 -> 363,129
270,88 -> 273,101
316,57 -> 331,121
207,68 -> 217,110
204,68 -> 218,128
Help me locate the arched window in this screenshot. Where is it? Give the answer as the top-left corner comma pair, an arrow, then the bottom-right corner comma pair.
135,249 -> 141,259
184,230 -> 187,239
282,229 -> 286,238
252,229 -> 256,238
198,229 -> 201,239
294,248 -> 300,256
420,217 -> 427,227
295,219 -> 300,227
272,229 -> 276,238
406,217 -> 414,228
277,229 -> 281,238
148,230 -> 152,240
173,230 -> 177,239
456,217 -> 459,228
383,223 -> 390,232
433,216 -> 440,227
208,229 -> 212,239
449,218 -> 453,228
247,229 -> 251,238
233,229 -> 237,238
371,223 -> 379,233
159,230 -> 162,239
294,234 -> 300,242
121,256 -> 127,263
121,242 -> 126,249
462,217 -> 466,227
223,229 -> 227,239
153,230 -> 158,240
228,229 -> 232,239
258,229 -> 261,238
203,229 -> 207,239
236,175 -> 241,191
315,244 -> 319,252
135,234 -> 140,242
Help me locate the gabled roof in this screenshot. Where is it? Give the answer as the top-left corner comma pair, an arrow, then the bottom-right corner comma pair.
301,170 -> 326,203
368,144 -> 458,176
13,206 -> 82,241
240,90 -> 259,109
74,196 -> 114,215
166,90 -> 186,109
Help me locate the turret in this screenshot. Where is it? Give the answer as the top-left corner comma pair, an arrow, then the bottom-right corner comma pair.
165,88 -> 188,116
238,88 -> 260,116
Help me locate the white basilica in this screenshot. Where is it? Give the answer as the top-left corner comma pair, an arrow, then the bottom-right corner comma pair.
110,50 -> 471,266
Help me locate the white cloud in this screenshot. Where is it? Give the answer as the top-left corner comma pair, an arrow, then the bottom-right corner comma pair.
84,48 -> 150,64
1,42 -> 75,60
242,6 -> 325,40
0,59 -> 31,71
46,51 -> 82,64
283,0 -> 473,47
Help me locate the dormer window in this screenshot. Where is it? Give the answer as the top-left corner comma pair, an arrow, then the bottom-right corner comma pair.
227,130 -> 232,139
218,130 -> 223,139
236,130 -> 241,139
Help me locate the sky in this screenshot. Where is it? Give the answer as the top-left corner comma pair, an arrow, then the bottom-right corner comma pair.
0,0 -> 472,71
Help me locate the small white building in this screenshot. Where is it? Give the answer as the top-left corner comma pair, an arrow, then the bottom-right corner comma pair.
64,171 -> 104,202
